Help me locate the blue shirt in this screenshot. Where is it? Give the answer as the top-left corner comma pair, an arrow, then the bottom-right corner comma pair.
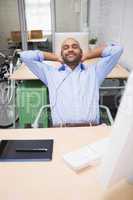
20,44 -> 123,125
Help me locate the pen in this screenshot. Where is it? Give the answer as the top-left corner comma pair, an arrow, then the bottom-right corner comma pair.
15,148 -> 48,153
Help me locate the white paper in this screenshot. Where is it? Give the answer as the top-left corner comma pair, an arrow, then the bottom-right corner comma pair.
63,137 -> 110,171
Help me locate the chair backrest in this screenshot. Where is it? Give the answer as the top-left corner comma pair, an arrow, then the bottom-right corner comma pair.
30,30 -> 43,39
11,31 -> 21,42
53,32 -> 89,56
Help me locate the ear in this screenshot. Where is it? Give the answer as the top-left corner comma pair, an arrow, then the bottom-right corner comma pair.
80,48 -> 83,54
61,50 -> 63,57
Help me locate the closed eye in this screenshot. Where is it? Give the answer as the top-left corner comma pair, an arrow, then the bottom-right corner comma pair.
72,44 -> 79,49
62,45 -> 69,50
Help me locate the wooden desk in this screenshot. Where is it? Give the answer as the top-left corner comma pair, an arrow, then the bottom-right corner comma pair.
8,38 -> 48,44
106,64 -> 129,79
28,38 -> 48,43
8,38 -> 48,50
10,59 -> 129,80
28,38 -> 48,50
0,126 -> 133,200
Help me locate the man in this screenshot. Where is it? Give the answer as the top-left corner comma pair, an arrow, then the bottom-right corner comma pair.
20,38 -> 123,127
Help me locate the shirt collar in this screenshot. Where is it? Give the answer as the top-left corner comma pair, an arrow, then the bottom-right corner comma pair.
58,63 -> 85,71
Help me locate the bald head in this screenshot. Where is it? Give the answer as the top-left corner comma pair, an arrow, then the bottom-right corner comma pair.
61,37 -> 83,69
61,37 -> 81,50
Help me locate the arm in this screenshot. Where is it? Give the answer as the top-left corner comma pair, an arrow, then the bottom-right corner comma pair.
96,44 -> 123,85
20,50 -> 56,86
21,50 -> 62,62
43,51 -> 62,62
81,45 -> 107,62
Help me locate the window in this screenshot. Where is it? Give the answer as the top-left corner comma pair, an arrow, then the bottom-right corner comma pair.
25,0 -> 51,34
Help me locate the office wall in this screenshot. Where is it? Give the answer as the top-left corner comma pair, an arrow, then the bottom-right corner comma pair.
0,0 -> 20,50
119,0 -> 133,70
55,0 -> 81,32
89,0 -> 133,71
98,0 -> 124,44
0,0 -> 83,51
88,0 -> 100,38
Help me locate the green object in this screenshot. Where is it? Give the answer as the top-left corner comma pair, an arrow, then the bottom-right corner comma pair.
17,80 -> 48,128
89,37 -> 98,44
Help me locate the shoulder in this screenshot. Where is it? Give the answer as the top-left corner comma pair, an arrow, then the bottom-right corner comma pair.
82,62 -> 97,71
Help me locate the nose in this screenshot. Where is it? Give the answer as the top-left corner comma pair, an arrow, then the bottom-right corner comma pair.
68,46 -> 74,52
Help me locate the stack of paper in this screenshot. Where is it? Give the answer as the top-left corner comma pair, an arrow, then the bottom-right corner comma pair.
63,138 -> 110,171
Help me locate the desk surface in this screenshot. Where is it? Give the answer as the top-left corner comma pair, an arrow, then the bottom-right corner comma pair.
8,37 -> 48,44
10,59 -> 129,80
0,125 -> 133,200
28,37 -> 48,43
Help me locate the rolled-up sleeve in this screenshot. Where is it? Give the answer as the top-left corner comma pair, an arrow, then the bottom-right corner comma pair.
96,44 -> 123,85
20,50 -> 51,86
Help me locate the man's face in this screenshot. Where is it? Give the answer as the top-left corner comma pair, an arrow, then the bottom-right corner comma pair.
61,38 -> 82,68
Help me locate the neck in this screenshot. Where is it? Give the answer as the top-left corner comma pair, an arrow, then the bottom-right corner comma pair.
65,61 -> 80,70
68,64 -> 77,70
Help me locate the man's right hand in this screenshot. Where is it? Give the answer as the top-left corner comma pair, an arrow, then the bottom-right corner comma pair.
43,51 -> 63,63
81,45 -> 107,62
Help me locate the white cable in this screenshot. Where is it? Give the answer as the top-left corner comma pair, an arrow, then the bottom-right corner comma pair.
31,104 -> 51,128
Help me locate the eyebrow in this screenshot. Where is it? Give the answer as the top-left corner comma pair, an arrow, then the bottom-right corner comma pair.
62,43 -> 79,49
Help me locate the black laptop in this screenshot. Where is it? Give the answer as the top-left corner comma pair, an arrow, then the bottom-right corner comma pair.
0,139 -> 53,161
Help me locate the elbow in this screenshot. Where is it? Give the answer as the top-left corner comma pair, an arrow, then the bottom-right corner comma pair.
102,44 -> 124,58
20,50 -> 43,63
116,46 -> 124,59
110,44 -> 124,57
116,45 -> 124,55
20,51 -> 31,63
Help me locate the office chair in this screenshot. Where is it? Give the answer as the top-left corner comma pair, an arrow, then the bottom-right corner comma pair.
32,104 -> 114,128
99,105 -> 114,125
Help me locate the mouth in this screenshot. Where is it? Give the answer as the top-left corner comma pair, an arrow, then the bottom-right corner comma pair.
66,53 -> 76,58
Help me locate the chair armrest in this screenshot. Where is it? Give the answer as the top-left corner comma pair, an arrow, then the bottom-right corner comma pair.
32,104 -> 51,128
100,105 -> 114,125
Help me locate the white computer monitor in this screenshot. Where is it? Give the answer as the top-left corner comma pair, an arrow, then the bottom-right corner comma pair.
101,70 -> 133,188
